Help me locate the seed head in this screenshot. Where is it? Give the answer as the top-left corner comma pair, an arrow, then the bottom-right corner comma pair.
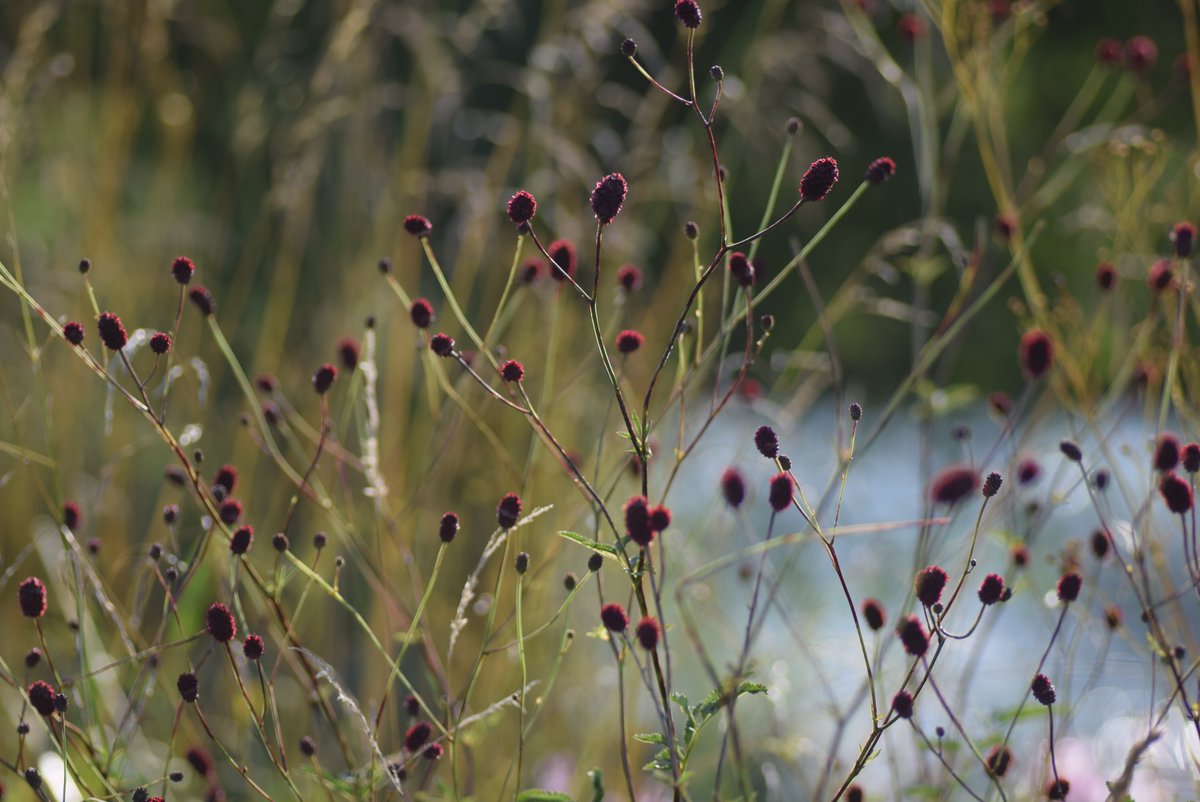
1148,258 -> 1174,292
1030,673 -> 1056,706
188,286 -> 215,315
866,157 -> 895,185
600,602 -> 629,632
635,616 -> 661,650
337,336 -> 361,371
547,240 -> 577,281
1172,222 -> 1195,258
1019,329 -> 1054,378
171,256 -> 196,285
404,721 -> 432,752
674,0 -> 702,29
721,467 -> 747,508
915,566 -> 948,608
514,552 -> 529,574
298,735 -> 317,757
587,552 -> 604,572
272,533 -> 289,552
1125,35 -> 1157,72
19,577 -> 47,618
507,190 -> 537,225
438,512 -> 459,543
849,402 -> 863,421
620,38 -> 637,57
1183,442 -> 1200,473
430,333 -> 455,356
63,321 -> 85,345
684,220 -> 700,239
861,598 -> 886,630
709,64 -> 724,80
978,573 -> 1005,605
500,359 -> 524,382
243,634 -> 265,661
230,525 -> 253,555
616,329 -> 644,354
25,648 -> 41,668
982,471 -> 1003,498
205,602 -> 237,643
799,157 -> 839,201
1154,433 -> 1181,471
891,690 -> 914,719
497,492 -> 522,529
133,789 -> 149,802
563,572 -> 577,591
768,472 -> 793,512
313,531 -> 328,549
177,672 -> 199,703
312,363 -> 338,394
403,215 -> 432,237
1159,471 -> 1193,513
97,312 -> 128,351
27,680 -> 56,716
897,615 -> 929,657
218,498 -> 243,525
754,425 -> 780,459
1059,440 -> 1082,462
590,173 -> 628,225
1056,572 -> 1082,603
624,495 -> 654,546
930,464 -> 979,505
729,252 -> 755,288
617,263 -> 643,291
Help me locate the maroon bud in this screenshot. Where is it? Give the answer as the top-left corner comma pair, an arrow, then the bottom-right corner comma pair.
1046,779 -> 1070,800
337,336 -> 361,371
63,321 -> 85,346
861,598 -> 886,630
846,786 -> 864,802
590,173 -> 628,225
177,672 -> 199,703
721,467 -> 747,508
298,735 -> 317,757
620,38 -> 638,57
929,464 -> 979,506
616,329 -> 644,354
186,747 -> 213,777
982,471 -> 1003,498
430,333 -> 455,356
1171,222 -> 1195,258
866,157 -> 895,185
915,566 -> 948,608
403,215 -> 432,237
312,531 -> 328,549
1019,328 -> 1054,378
1159,471 -> 1193,513
230,525 -> 253,555
404,694 -> 421,716
635,616 -> 661,650
213,464 -> 238,494
1090,529 -> 1110,560
978,573 -> 1005,605
768,472 -> 793,512
616,263 -> 643,291
1148,258 -> 1174,292
500,359 -> 524,382
438,512 -> 459,543
985,745 -> 1012,777
1104,605 -> 1123,629
1057,572 -> 1082,603
424,743 -> 444,760
1095,261 -> 1117,291
601,602 -> 629,632
1011,544 -> 1030,567
674,0 -> 702,29
1095,38 -> 1122,66
146,331 -> 171,355
205,602 -> 237,643
25,648 -> 42,667
754,425 -> 780,459
497,492 -> 522,529
897,614 -> 929,657
188,286 -> 215,316
171,256 -> 196,285
1183,442 -> 1200,473
19,577 -> 47,619
988,391 -> 1013,417
897,14 -> 925,40
891,689 -> 914,719
63,501 -> 81,530
624,495 -> 654,546
507,190 -> 537,225
520,258 -> 544,284
547,240 -> 577,281
994,213 -> 1017,240
649,505 -> 671,532
243,634 -> 265,661
410,298 -> 435,329
97,312 -> 128,351
1017,458 -> 1040,485
728,252 -> 755,288
1059,439 -> 1082,462
312,363 -> 338,394
27,681 -> 57,716
404,721 -> 432,752
272,533 -> 288,552
799,157 -> 839,201
1030,673 -> 1056,705
1154,434 -> 1181,471
1125,36 -> 1157,73
218,498 -> 243,525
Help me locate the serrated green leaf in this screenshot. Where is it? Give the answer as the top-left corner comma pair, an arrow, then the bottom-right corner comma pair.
555,531 -> 619,559
633,732 -> 666,745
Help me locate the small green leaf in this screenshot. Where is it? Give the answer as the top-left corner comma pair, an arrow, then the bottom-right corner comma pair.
633,732 -> 666,745
588,769 -> 604,802
516,791 -> 573,802
555,531 -> 619,559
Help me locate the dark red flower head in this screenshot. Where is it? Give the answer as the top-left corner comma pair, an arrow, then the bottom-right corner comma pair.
547,239 -> 577,281
891,689 -> 914,719
19,577 -> 47,618
409,298 -> 435,329
205,602 -> 237,643
404,694 -> 421,716
674,0 -> 702,29
219,498 -> 243,525
243,634 -> 265,661
624,495 -> 654,546
728,252 -> 755,288
1031,673 -> 1056,705
590,173 -> 628,225
1046,779 -> 1070,800
754,425 -> 780,459
721,467 -> 747,508
150,332 -> 172,355
438,512 -> 459,543
635,616 -> 661,650
172,256 -> 196,285
497,492 -> 522,529
616,329 -> 644,354
978,573 -> 1005,605
430,333 -> 455,356
617,263 -> 643,291
177,672 -> 199,703
915,565 -> 948,608
230,525 -> 254,555
1148,258 -> 1174,293
1154,433 -> 1180,471
1011,543 -> 1030,567
982,471 -> 1003,498
1104,605 -> 1122,629
1095,261 -> 1117,291
403,215 -> 432,237
404,721 -> 432,752
650,505 -> 671,532
27,680 -> 57,716
63,321 -> 84,346
312,363 -> 338,394
600,602 -> 629,632
1124,35 -> 1157,73
897,614 -> 929,657
337,336 -> 361,371
768,472 -> 793,512
97,312 -> 128,351
1090,529 -> 1110,560
846,786 -> 864,802
1171,221 -> 1195,258
424,743 -> 444,760
1019,328 -> 1054,378
1057,572 -> 1082,603
63,501 -> 81,530
1183,442 -> 1200,473
188,286 -> 215,315
507,191 -> 537,225
861,598 -> 886,630
799,157 -> 839,201
866,157 -> 895,185
186,747 -> 214,777
1017,458 -> 1040,485
500,359 -> 524,382
1159,471 -> 1193,514
520,258 -> 544,284
1095,38 -> 1122,66
985,745 -> 1012,777
930,464 -> 979,505
298,736 -> 317,757
1059,439 -> 1083,462
898,14 -> 925,40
